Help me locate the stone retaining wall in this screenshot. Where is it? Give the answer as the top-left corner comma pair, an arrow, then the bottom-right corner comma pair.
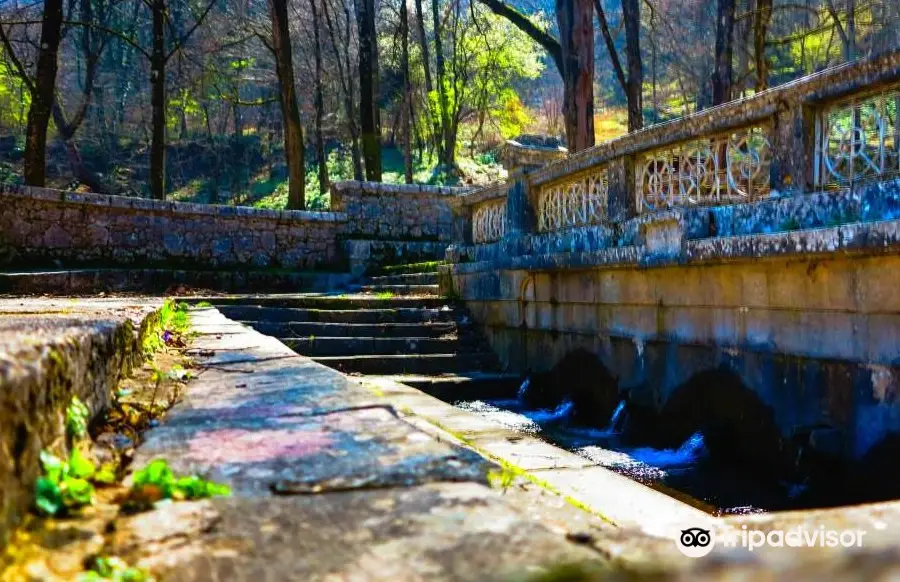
0,185 -> 348,270
330,181 -> 467,242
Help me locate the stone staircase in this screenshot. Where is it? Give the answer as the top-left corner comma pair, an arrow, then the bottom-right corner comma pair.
211,263 -> 521,402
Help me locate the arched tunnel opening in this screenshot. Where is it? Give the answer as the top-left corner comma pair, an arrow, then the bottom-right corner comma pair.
437,347 -> 900,514
654,368 -> 791,477
524,349 -> 619,427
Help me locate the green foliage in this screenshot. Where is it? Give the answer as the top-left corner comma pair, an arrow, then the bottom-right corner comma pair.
79,556 -> 155,582
486,466 -> 517,491
124,459 -> 230,512
144,300 -> 193,355
66,396 -> 91,442
379,261 -> 444,275
34,450 -> 96,516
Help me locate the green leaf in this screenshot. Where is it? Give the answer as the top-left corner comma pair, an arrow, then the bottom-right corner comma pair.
61,477 -> 94,508
66,396 -> 91,441
93,464 -> 118,485
132,459 -> 176,497
40,450 -> 64,483
34,476 -> 64,516
69,448 -> 96,480
174,476 -> 231,499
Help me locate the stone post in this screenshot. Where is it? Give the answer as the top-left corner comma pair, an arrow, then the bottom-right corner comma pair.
771,96 -> 816,196
606,155 -> 638,222
505,169 -> 534,239
450,199 -> 473,246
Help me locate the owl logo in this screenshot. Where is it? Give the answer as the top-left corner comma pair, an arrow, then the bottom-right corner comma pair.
675,526 -> 715,558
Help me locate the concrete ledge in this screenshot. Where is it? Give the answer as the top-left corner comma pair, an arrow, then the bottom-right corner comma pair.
0,298 -> 162,547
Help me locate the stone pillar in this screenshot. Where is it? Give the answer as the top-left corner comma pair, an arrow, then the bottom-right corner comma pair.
606,155 -> 638,222
771,97 -> 816,196
505,169 -> 534,239
450,200 -> 473,245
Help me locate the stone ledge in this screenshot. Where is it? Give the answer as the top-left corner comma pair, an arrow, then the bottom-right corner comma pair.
0,269 -> 355,296
330,180 -> 469,196
0,185 -> 348,224
448,218 -> 900,275
0,298 -> 162,548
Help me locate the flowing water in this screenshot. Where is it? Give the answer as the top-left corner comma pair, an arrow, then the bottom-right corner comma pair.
453,380 -> 818,516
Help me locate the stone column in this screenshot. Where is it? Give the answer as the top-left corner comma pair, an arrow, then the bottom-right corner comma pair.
771,96 -> 816,196
505,169 -> 535,239
606,155 -> 638,223
450,199 -> 473,246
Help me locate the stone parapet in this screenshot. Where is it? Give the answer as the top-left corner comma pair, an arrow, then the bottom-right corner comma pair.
0,185 -> 348,271
330,180 -> 469,242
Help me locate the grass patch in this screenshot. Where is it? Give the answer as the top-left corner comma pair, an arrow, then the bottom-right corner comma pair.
378,261 -> 444,275
374,291 -> 395,299
141,300 -> 192,356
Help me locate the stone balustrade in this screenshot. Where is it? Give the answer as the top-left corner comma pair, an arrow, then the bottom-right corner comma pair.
450,49 -> 900,247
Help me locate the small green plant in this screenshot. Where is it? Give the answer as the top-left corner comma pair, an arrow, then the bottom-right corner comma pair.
486,466 -> 518,492
123,459 -> 230,513
79,556 -> 155,582
34,449 -> 96,516
66,396 -> 90,442
144,300 -> 193,355
375,291 -> 395,299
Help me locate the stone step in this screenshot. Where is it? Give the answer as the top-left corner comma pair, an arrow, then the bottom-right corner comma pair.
195,295 -> 450,310
281,336 -> 479,357
366,272 -> 439,286
359,284 -> 440,296
313,353 -> 498,375
245,320 -> 458,338
217,305 -> 458,324
371,373 -> 522,402
376,261 -> 445,276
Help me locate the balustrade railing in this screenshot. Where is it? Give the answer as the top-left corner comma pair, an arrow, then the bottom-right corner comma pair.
639,126 -> 771,213
537,167 -> 609,231
472,198 -> 507,244
447,50 -> 900,246
815,84 -> 900,189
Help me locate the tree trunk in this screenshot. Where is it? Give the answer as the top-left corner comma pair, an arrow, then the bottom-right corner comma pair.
150,0 -> 167,199
400,0 -> 413,183
432,0 -> 453,165
22,0 -> 63,186
622,0 -> 643,131
310,0 -> 329,196
414,0 -> 442,160
753,0 -> 773,90
712,0 -> 736,106
356,0 -> 382,181
270,0 -> 306,209
556,0 -> 594,151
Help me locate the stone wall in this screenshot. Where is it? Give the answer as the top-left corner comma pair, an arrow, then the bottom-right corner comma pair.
0,185 -> 348,270
330,180 -> 467,242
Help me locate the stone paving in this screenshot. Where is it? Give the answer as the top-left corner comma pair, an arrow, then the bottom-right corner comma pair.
108,306 -> 609,581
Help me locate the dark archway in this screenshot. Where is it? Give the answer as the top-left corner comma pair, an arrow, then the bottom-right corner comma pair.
658,368 -> 791,476
526,349 -> 619,427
